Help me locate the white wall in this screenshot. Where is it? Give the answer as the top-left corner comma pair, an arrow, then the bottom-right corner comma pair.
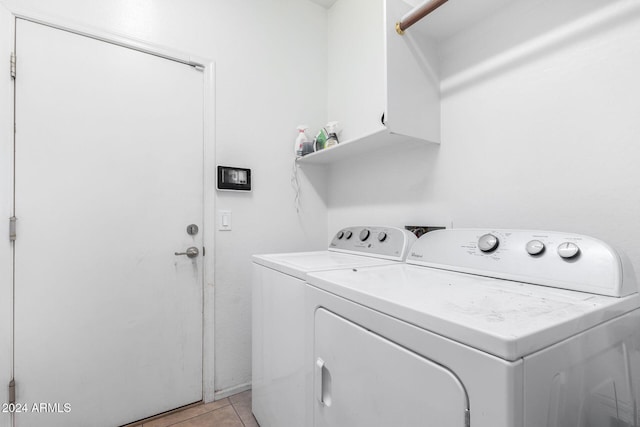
328,0 -> 640,275
0,0 -> 329,399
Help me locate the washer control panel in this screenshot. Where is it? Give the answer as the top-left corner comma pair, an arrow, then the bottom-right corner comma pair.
329,226 -> 417,261
407,229 -> 636,297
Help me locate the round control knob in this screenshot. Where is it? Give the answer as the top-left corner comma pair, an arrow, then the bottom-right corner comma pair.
557,242 -> 580,259
378,232 -> 387,242
525,240 -> 545,256
359,229 -> 370,241
344,231 -> 353,240
478,234 -> 499,253
336,231 -> 344,239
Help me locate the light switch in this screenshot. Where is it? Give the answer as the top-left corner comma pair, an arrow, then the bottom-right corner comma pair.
218,210 -> 232,231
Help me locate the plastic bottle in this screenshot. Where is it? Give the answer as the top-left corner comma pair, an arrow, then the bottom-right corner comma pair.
314,128 -> 328,151
294,125 -> 309,157
325,121 -> 339,148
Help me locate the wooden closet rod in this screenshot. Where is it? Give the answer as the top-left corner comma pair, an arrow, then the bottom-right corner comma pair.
396,0 -> 449,35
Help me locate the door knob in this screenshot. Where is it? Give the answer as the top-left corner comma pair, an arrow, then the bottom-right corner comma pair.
175,247 -> 199,258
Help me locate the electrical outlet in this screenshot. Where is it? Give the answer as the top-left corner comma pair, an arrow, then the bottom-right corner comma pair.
405,226 -> 446,238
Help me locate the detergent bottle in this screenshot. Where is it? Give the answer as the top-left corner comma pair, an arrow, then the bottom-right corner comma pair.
294,125 -> 309,157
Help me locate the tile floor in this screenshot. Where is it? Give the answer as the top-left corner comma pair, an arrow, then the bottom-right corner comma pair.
126,390 -> 259,427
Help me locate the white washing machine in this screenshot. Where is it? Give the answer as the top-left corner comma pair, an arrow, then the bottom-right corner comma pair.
305,229 -> 640,427
252,226 -> 417,427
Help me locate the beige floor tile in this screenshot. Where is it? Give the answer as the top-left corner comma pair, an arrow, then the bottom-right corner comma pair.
238,411 -> 260,427
229,390 -> 259,427
143,399 -> 231,427
228,390 -> 251,405
171,405 -> 244,427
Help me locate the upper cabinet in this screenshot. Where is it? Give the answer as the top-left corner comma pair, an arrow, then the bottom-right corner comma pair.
298,0 -> 441,165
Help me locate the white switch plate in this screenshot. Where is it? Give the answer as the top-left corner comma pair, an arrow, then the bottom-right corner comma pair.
218,210 -> 232,231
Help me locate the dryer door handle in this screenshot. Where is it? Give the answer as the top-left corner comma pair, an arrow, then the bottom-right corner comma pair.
315,357 -> 332,407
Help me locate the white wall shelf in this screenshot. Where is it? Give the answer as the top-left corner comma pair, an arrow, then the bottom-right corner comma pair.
296,127 -> 427,165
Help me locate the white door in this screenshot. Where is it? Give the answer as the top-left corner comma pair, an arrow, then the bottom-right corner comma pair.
13,19 -> 204,427
0,5 -> 14,427
314,308 -> 469,427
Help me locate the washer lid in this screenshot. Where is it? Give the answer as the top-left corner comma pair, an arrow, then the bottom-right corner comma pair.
252,251 -> 398,280
306,264 -> 640,360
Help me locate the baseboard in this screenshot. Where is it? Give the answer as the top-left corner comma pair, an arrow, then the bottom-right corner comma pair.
211,382 -> 252,401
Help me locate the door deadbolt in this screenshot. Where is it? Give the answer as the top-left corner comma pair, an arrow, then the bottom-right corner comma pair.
187,224 -> 199,235
175,247 -> 199,258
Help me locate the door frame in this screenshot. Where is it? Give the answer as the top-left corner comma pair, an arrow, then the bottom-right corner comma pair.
1,5 -> 217,405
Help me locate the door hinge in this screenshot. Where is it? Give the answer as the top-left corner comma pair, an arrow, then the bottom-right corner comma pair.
202,246 -> 205,257
8,379 -> 15,405
465,409 -> 470,427
9,216 -> 16,241
10,52 -> 16,79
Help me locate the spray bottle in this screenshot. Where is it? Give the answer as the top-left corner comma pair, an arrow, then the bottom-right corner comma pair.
294,125 -> 309,157
324,121 -> 340,148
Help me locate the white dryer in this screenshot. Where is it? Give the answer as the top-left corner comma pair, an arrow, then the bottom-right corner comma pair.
252,226 -> 416,427
305,229 -> 640,427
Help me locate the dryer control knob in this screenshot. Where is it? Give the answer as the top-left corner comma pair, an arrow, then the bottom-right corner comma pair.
478,234 -> 499,252
378,232 -> 387,242
359,229 -> 370,241
525,240 -> 545,256
558,242 -> 580,259
344,231 -> 353,239
336,231 -> 344,239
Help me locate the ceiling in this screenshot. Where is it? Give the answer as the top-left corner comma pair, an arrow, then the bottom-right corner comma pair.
308,0 -> 337,8
308,0 -> 422,8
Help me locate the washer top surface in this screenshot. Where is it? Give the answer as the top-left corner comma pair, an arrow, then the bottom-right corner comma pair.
306,229 -> 640,360
307,264 -> 640,360
253,226 -> 417,280
253,251 -> 399,280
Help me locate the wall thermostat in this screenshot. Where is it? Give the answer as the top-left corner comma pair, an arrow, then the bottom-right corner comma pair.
217,166 -> 251,191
